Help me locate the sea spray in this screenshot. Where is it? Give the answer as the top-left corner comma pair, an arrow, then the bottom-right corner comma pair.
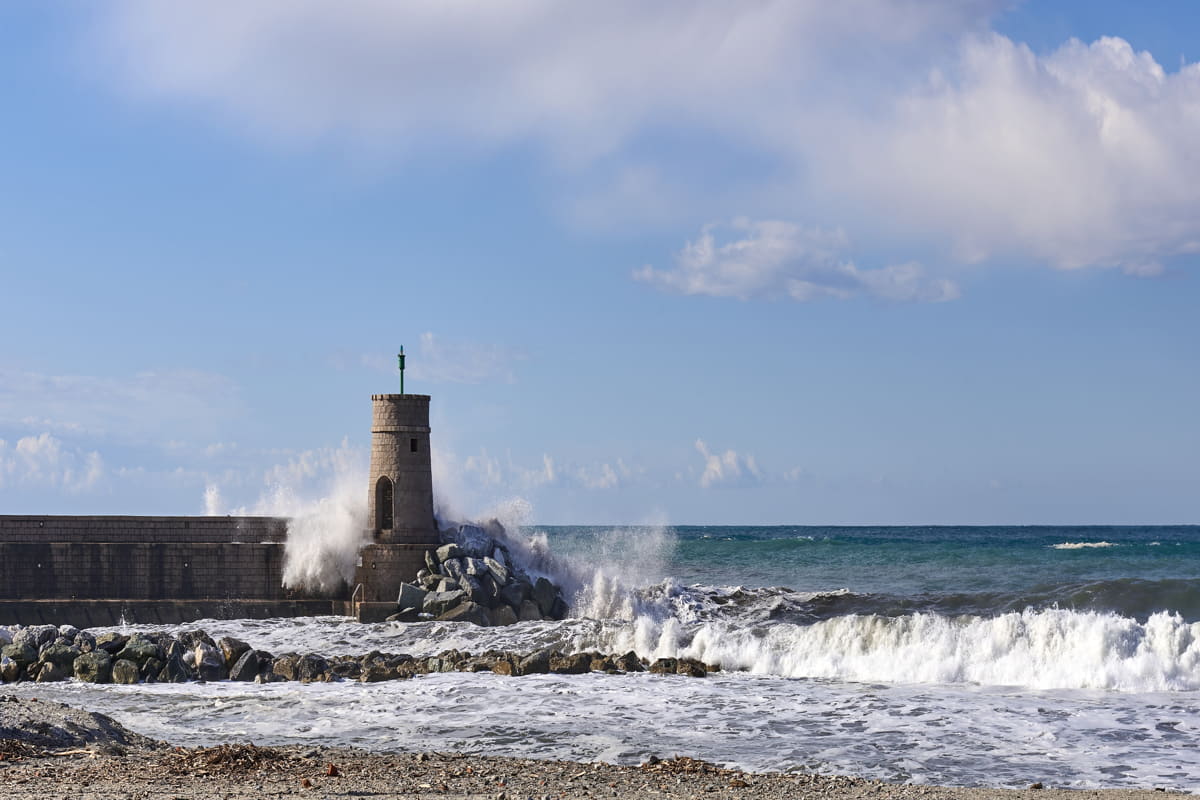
212,440 -> 369,593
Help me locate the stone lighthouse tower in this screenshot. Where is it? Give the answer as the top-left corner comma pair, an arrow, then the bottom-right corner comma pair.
353,349 -> 441,607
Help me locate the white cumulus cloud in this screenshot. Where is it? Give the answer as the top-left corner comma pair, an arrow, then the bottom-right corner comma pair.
695,438 -> 762,489
0,433 -> 105,493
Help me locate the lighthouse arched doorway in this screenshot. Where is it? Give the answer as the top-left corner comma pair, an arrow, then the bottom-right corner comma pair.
376,476 -> 394,530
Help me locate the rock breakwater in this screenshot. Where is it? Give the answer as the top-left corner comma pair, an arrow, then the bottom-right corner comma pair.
1,624 -> 715,685
389,523 -> 569,626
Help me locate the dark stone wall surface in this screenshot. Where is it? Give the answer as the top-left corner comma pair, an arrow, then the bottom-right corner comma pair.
0,515 -> 295,601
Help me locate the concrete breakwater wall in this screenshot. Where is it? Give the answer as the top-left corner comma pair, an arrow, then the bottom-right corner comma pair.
0,516 -> 339,625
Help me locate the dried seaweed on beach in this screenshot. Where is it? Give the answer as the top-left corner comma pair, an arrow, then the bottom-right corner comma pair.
162,743 -> 294,775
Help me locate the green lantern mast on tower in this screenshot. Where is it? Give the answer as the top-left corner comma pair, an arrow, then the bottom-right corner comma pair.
397,346 -> 405,394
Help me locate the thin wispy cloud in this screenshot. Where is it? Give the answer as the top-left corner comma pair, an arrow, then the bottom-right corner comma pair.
0,367 -> 241,440
636,219 -> 959,303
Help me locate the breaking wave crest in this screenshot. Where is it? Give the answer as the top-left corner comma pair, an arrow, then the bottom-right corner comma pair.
559,580 -> 1200,692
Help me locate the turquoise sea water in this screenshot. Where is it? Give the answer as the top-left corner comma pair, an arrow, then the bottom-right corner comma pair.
541,524 -> 1200,620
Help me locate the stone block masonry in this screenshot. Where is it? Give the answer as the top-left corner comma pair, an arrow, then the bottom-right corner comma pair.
0,516 -> 335,624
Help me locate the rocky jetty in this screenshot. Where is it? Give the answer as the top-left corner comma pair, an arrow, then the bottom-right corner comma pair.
389,522 -> 569,626
1,624 -> 713,686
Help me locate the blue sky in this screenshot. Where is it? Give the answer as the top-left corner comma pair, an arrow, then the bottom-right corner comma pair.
1,1 -> 1197,525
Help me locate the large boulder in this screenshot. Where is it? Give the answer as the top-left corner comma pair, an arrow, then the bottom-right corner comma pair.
2,642 -> 38,669
39,643 -> 81,670
397,582 -> 428,611
271,653 -> 300,681
75,650 -> 113,683
435,543 -> 462,563
0,628 -> 11,647
14,625 -> 58,650
442,558 -> 463,580
296,654 -> 330,683
518,599 -> 543,622
156,652 -> 192,683
115,636 -> 160,668
498,578 -> 531,609
218,637 -> 252,670
73,631 -> 96,653
422,589 -> 466,616
532,577 -> 559,617
36,662 -> 69,683
94,632 -> 129,655
424,549 -> 440,574
56,624 -> 80,641
228,650 -> 260,682
193,642 -> 226,681
518,648 -> 554,675
436,601 -> 494,627
111,659 -> 141,684
483,557 -> 509,585
493,604 -> 518,627
458,574 -> 489,605
0,656 -> 20,683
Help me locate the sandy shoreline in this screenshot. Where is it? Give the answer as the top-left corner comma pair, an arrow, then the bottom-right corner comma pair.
1,697 -> 1188,800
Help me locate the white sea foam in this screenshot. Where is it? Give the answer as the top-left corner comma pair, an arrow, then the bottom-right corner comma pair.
1051,541 -> 1118,549
11,672 -> 1200,790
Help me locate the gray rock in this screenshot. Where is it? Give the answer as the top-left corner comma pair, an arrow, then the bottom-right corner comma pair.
551,596 -> 570,620
435,543 -> 462,563
493,604 -> 518,627
550,652 -> 592,674
271,653 -> 300,681
115,636 -> 160,667
36,661 -> 69,683
94,632 -> 129,655
483,556 -> 509,585
296,653 -> 330,683
2,642 -> 38,668
436,578 -> 455,592
491,547 -> 508,569
615,651 -> 645,672
518,599 -> 543,622
141,658 -> 163,683
422,589 -> 466,616
0,628 -> 11,647
458,574 -> 488,604
178,629 -> 217,651
420,574 -> 441,589
193,642 -> 226,681
157,653 -> 192,683
424,549 -> 440,574
517,648 -> 554,675
0,655 -> 19,683
533,577 -> 559,617
111,659 -> 141,684
39,643 -> 81,669
56,624 -> 80,642
498,578 -> 530,609
397,582 -> 428,610
73,631 -> 96,653
217,637 -> 251,670
15,625 -> 58,650
228,650 -> 260,681
436,601 -> 494,626
464,557 -> 485,577
453,524 -> 494,558
75,650 -> 113,683
442,558 -> 463,580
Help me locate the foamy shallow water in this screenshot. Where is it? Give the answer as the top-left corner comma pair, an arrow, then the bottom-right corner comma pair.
11,670 -> 1200,791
